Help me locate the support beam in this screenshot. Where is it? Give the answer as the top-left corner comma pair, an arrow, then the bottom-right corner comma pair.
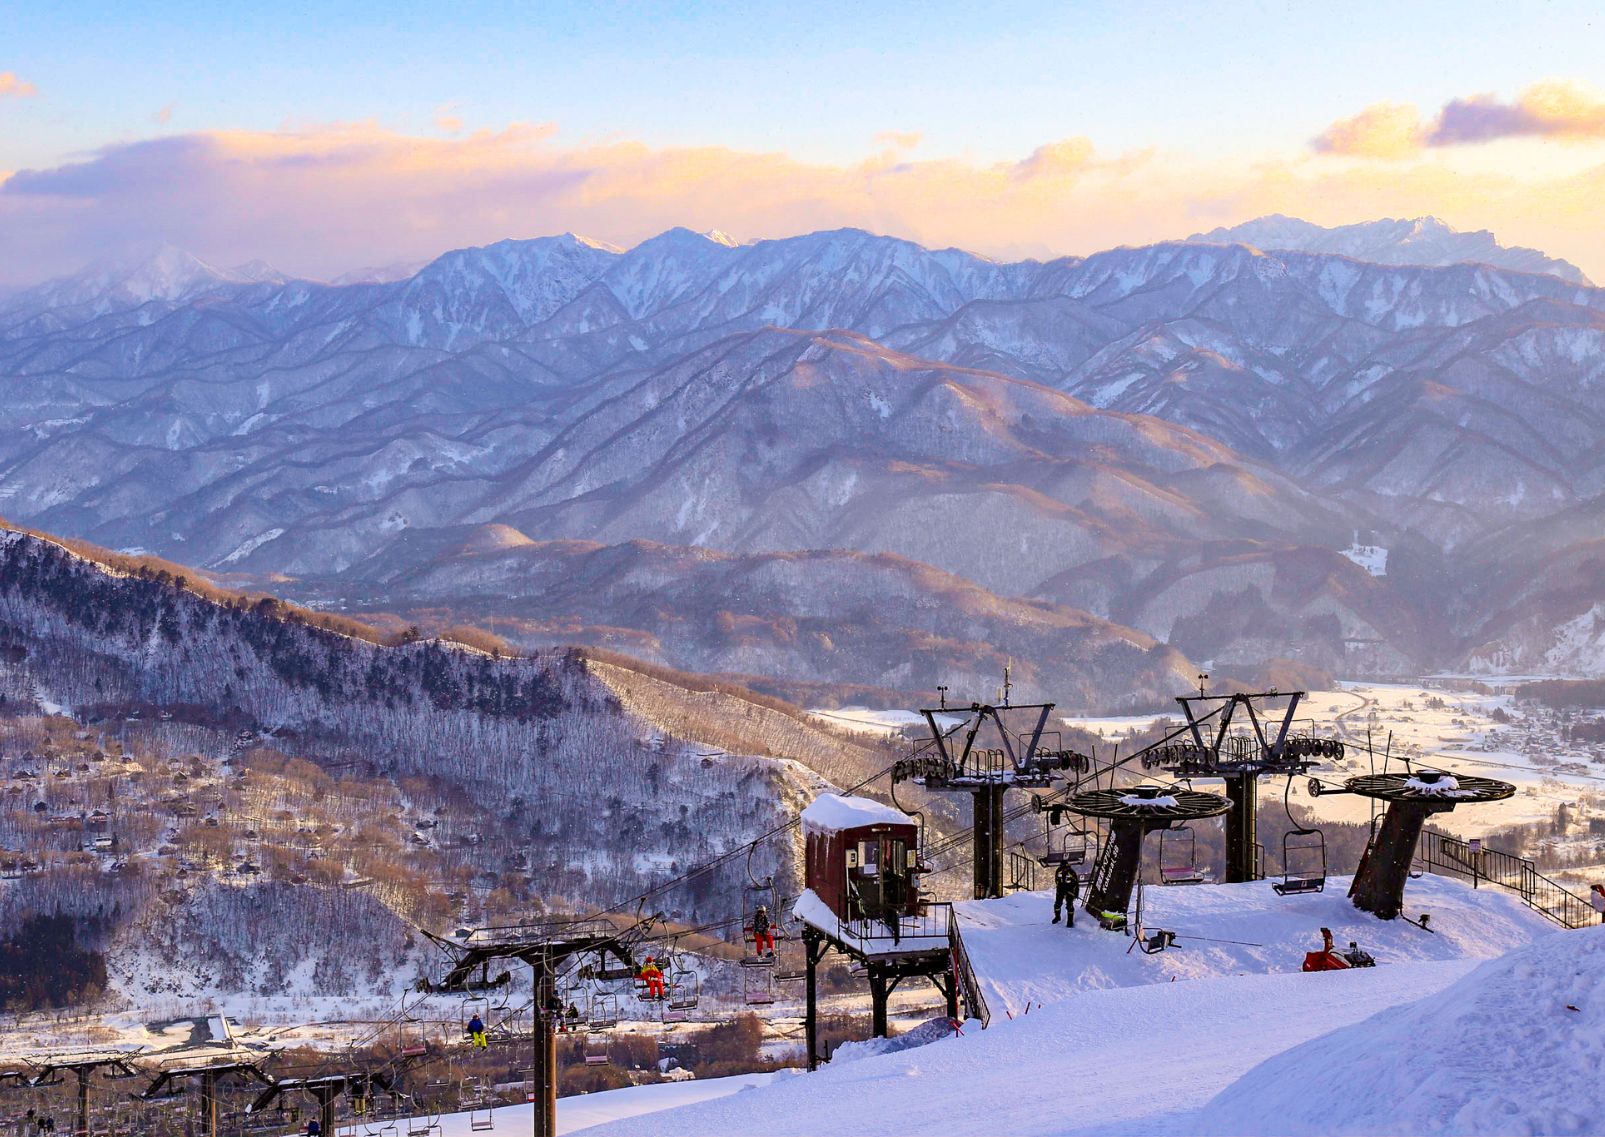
972,784 -> 1006,899
200,1071 -> 217,1137
75,1068 -> 90,1137
1350,802 -> 1438,920
321,1088 -> 337,1137
1085,822 -> 1145,917
868,968 -> 889,1039
1223,772 -> 1260,883
803,931 -> 824,1072
533,965 -> 557,1137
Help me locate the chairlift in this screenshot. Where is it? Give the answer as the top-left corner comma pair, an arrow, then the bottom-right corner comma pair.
469,1105 -> 495,1132
461,995 -> 490,1037
1273,779 -> 1328,896
404,1094 -> 441,1137
666,969 -> 699,1011
1274,829 -> 1328,895
1157,825 -> 1206,885
583,1032 -> 610,1067
743,966 -> 775,1006
588,992 -> 619,1031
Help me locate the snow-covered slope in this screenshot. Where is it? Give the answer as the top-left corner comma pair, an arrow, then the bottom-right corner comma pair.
957,875 -> 1553,1019
1199,925 -> 1605,1136
564,876 -> 1564,1137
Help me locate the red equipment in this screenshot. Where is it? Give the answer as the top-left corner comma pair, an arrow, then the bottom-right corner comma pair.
1302,927 -> 1349,972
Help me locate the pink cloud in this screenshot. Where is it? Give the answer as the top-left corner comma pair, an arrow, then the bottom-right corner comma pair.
1312,103 -> 1426,158
2,119 -> 1603,285
0,72 -> 37,98
1314,81 -> 1605,158
1430,81 -> 1605,145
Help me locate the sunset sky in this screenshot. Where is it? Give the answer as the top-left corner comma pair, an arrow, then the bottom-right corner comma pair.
3,0 -> 1604,284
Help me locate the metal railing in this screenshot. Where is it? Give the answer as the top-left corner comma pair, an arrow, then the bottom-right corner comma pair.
947,915 -> 991,1028
835,900 -> 953,946
1417,831 -> 1601,930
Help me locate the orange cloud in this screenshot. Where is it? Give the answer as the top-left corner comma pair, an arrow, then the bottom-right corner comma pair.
0,72 -> 37,99
1316,80 -> 1605,158
2,119 -> 1602,285
1312,102 -> 1426,158
434,103 -> 464,134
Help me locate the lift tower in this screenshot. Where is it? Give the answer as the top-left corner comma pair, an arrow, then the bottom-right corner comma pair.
421,916 -> 655,1137
26,1049 -> 142,1137
1335,769 -> 1515,919
894,701 -> 1087,899
1152,690 -> 1325,883
1067,784 -> 1230,922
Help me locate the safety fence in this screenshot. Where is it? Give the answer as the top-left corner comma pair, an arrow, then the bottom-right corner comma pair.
836,900 -> 953,946
1417,830 -> 1600,930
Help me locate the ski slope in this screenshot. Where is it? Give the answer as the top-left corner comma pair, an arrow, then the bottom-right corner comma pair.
431,1071 -> 785,1135
1198,926 -> 1605,1136
956,874 -> 1551,1017
560,876 -> 1568,1136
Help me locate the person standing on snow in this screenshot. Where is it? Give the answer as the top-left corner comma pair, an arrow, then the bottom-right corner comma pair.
1591,883 -> 1605,920
1052,860 -> 1080,927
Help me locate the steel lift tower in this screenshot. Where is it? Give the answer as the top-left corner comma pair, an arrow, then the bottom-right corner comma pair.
421,916 -> 655,1137
894,700 -> 1088,899
1147,690 -> 1328,883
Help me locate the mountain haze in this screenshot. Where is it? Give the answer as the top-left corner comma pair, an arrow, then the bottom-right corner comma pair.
1,220 -> 1599,688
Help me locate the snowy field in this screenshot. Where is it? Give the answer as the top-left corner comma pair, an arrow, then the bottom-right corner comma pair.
544,877 -> 1587,1137
807,707 -> 963,736
427,1071 -> 784,1135
555,880 -> 1592,1137
955,874 -> 1551,1018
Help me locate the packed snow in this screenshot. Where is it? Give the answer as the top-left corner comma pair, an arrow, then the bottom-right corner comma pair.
426,1071 -> 786,1135
1196,926 -> 1605,1136
562,877 -> 1567,1136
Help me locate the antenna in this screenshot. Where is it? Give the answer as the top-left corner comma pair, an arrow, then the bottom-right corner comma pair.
1196,672 -> 1210,698
936,685 -> 948,711
1002,662 -> 1013,707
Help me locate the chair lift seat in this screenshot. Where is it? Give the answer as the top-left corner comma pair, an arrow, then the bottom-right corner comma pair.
1160,865 -> 1206,885
1272,875 -> 1326,896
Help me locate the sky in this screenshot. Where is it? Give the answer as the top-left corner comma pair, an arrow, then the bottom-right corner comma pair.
1,0 -> 1604,284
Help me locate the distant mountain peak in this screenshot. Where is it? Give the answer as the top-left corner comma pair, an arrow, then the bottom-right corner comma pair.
1185,214 -> 1590,285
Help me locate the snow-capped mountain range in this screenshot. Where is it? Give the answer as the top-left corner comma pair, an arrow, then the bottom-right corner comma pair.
1187,214 -> 1591,286
0,219 -> 1600,686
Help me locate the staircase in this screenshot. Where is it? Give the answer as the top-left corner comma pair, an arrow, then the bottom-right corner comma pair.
947,917 -> 991,1028
1417,831 -> 1601,930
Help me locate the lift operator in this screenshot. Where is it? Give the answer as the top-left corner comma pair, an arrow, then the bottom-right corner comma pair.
1052,860 -> 1080,928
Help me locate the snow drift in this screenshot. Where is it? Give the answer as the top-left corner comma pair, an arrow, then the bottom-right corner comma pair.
1198,925 -> 1605,1136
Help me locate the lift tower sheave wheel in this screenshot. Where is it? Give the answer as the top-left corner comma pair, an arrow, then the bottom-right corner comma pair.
1067,785 -> 1230,922
1345,769 -> 1514,920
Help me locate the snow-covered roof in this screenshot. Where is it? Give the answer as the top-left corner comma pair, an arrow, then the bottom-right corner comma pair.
800,793 -> 911,832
